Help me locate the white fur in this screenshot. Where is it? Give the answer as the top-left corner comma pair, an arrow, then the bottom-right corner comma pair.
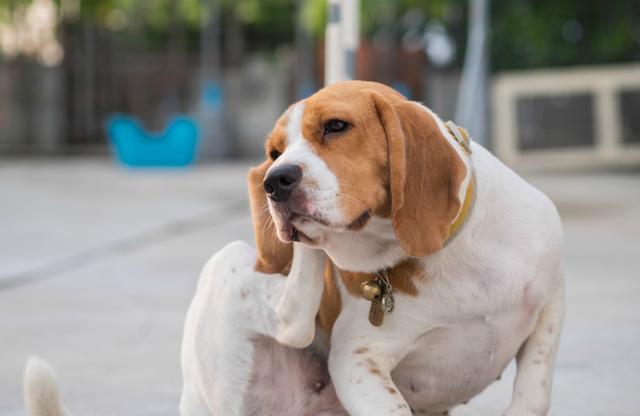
179,241 -> 328,416
285,102 -> 305,146
326,142 -> 564,416
275,243 -> 327,348
297,215 -> 406,272
24,357 -> 68,416
179,104 -> 565,415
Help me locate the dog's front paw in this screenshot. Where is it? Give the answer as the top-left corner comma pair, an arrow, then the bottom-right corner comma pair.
274,322 -> 315,348
503,403 -> 549,416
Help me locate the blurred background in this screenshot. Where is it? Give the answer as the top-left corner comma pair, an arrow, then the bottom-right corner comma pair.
1,0 -> 639,415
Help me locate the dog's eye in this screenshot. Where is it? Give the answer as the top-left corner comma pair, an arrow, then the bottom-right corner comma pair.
323,119 -> 349,137
269,149 -> 281,160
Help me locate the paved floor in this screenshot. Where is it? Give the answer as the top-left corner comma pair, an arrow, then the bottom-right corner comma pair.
1,159 -> 639,415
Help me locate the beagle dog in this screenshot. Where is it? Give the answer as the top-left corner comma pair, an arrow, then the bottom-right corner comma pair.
179,81 -> 565,416
23,81 -> 564,416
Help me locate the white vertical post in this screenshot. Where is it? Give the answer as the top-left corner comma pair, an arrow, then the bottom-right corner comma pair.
325,0 -> 359,86
343,0 -> 359,80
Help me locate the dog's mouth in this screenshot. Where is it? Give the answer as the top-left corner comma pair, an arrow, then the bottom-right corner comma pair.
346,210 -> 371,231
280,211 -> 325,244
273,205 -> 372,244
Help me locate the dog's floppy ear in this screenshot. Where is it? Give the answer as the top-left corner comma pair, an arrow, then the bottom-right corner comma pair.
248,160 -> 293,273
369,90 -> 467,257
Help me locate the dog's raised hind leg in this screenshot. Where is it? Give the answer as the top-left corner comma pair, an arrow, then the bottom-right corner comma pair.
180,241 -> 326,416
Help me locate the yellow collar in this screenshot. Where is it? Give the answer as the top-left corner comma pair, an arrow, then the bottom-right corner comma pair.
444,121 -> 475,244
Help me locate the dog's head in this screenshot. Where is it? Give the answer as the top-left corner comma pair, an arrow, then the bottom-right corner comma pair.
248,81 -> 470,273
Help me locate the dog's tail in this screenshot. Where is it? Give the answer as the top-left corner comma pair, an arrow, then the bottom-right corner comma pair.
24,357 -> 69,416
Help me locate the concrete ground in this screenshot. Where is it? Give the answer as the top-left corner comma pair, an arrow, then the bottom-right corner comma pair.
0,158 -> 638,415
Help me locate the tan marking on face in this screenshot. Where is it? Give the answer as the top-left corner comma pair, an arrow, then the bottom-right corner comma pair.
299,84 -> 393,224
257,80 -> 468,253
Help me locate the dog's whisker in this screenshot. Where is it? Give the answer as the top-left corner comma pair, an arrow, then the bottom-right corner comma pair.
260,210 -> 279,248
259,202 -> 271,215
261,219 -> 273,245
268,218 -> 278,247
339,192 -> 373,218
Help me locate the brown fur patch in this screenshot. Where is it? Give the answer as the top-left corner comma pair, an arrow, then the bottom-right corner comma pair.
317,258 -> 422,339
317,262 -> 342,335
338,257 -> 422,297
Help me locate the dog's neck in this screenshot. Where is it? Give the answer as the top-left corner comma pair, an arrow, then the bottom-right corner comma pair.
319,173 -> 476,274
334,257 -> 422,297
320,216 -> 407,273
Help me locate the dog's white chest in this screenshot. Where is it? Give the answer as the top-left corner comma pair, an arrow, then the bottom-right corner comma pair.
392,303 -> 538,412
333,252 -> 547,413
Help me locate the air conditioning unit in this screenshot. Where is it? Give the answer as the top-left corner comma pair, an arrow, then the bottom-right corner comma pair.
492,64 -> 640,169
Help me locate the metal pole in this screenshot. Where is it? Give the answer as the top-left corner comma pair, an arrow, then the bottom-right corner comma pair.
455,0 -> 489,146
295,0 -> 316,98
197,0 -> 227,159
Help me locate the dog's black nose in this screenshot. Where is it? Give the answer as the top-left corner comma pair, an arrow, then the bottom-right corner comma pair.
263,164 -> 302,202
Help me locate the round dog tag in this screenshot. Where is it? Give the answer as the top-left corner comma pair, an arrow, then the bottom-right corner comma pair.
360,280 -> 382,301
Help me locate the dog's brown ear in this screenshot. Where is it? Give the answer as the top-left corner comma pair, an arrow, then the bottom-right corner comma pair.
369,90 -> 467,257
248,160 -> 293,273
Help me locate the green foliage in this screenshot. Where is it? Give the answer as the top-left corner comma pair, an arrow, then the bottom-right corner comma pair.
1,0 -> 638,70
491,0 -> 640,70
207,0 -> 296,52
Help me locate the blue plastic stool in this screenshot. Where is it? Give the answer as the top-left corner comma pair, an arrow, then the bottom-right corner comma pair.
108,115 -> 199,167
